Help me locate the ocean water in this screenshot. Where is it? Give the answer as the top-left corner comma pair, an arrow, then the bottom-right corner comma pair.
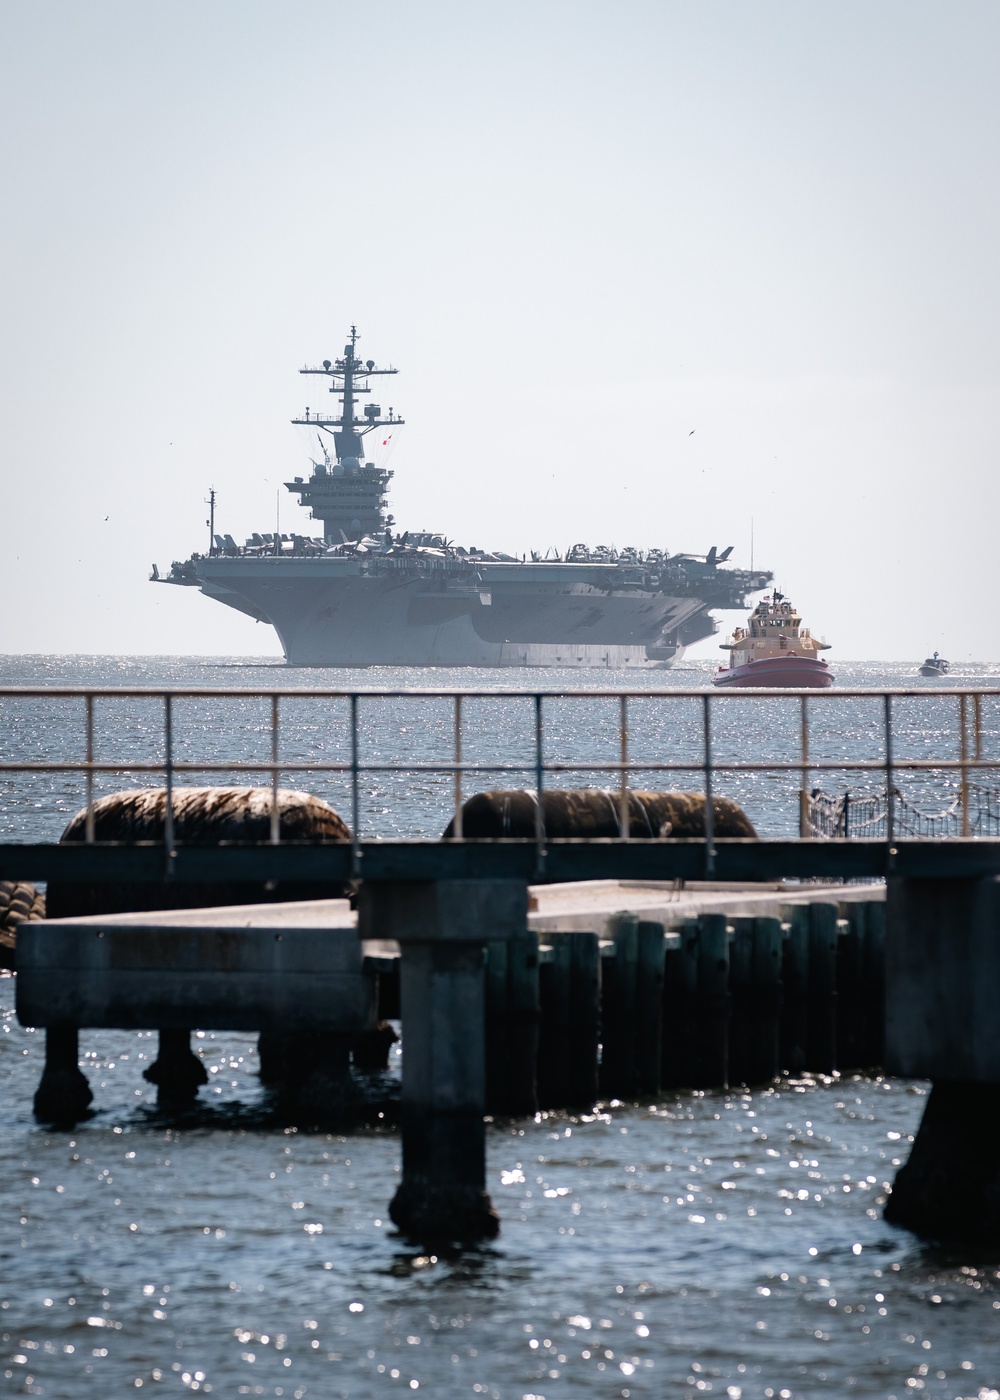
1,656 -> 998,845
2,656 -> 1000,1399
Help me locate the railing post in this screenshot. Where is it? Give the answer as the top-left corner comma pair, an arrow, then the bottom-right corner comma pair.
350,694 -> 361,878
453,695 -> 463,840
84,694 -> 95,844
163,694 -> 175,875
798,694 -> 811,838
619,694 -> 630,840
702,692 -> 715,876
959,693 -> 970,838
974,691 -> 984,833
270,693 -> 280,845
884,693 -> 894,849
534,693 -> 545,878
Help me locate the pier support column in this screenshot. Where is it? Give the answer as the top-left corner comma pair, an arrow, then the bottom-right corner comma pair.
257,1030 -> 355,1118
34,1026 -> 93,1124
884,876 -> 1000,1243
359,879 -> 529,1245
143,1029 -> 209,1104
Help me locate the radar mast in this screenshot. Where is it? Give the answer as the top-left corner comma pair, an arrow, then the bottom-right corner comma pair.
286,328 -> 404,543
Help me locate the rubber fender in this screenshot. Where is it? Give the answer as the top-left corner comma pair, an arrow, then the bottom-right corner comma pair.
47,786 -> 352,918
443,789 -> 756,839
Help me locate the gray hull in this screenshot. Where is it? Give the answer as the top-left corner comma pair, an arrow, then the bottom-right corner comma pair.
189,557 -> 699,667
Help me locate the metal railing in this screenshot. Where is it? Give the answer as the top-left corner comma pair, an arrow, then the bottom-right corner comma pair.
807,781 -> 1000,839
1,686 -> 998,878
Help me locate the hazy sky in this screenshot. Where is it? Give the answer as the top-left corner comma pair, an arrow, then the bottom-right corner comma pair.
2,0 -> 997,661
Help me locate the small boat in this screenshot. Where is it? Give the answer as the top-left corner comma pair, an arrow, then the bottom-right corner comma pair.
919,651 -> 949,678
714,591 -> 833,688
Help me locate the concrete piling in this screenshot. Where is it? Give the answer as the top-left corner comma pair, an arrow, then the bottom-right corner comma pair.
862,900 -> 886,1068
351,1021 -> 399,1073
729,918 -> 755,1086
884,1081 -> 1000,1243
358,879 -> 529,1244
693,913 -> 731,1089
484,938 -> 510,1112
535,930 -> 601,1109
295,1037 -> 356,1120
597,914 -> 665,1099
33,1026 -> 93,1125
537,938 -> 573,1109
390,938 -> 498,1242
485,934 -> 540,1116
570,934 -> 601,1105
779,906 -> 810,1075
884,876 -> 1000,1243
730,917 -> 782,1086
661,918 -> 700,1089
835,905 -> 867,1071
257,1030 -> 354,1117
600,914 -> 640,1098
752,917 -> 783,1084
635,920 -> 666,1096
566,932 -> 601,1106
142,1029 -> 208,1103
807,903 -> 839,1075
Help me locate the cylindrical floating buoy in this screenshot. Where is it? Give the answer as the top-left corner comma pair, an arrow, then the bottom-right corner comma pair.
47,786 -> 352,919
443,789 -> 756,839
59,786 -> 349,845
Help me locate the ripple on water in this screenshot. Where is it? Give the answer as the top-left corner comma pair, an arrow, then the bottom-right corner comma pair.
4,982 -> 1000,1397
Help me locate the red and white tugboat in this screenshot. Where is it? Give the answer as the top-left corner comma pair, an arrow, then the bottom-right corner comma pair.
714,591 -> 833,688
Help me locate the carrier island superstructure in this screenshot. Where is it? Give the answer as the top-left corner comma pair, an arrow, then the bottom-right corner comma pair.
155,330 -> 772,667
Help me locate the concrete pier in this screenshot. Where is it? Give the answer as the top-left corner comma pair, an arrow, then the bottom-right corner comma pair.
358,879 -> 528,1244
17,876 -> 894,1243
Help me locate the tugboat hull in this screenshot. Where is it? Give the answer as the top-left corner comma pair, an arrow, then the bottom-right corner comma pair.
713,655 -> 833,689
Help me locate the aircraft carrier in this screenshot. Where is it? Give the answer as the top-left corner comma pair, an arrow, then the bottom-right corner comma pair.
155,330 -> 771,667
